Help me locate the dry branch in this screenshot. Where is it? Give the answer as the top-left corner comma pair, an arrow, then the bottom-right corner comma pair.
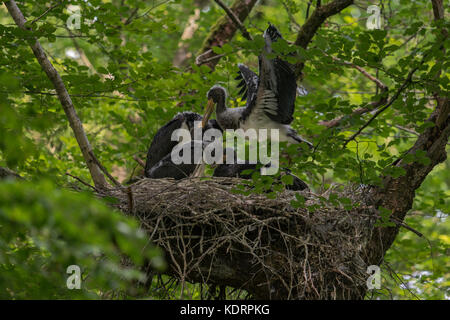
4,0 -> 109,190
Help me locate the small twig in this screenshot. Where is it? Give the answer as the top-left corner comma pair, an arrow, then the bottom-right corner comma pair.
66,172 -> 100,193
88,150 -> 121,187
330,56 -> 387,90
320,55 -> 389,129
30,2 -> 61,25
124,8 -> 139,25
213,0 -> 253,41
133,155 -> 146,168
343,64 -> 420,147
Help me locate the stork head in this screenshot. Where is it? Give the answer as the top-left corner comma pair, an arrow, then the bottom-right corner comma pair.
202,85 -> 227,128
207,85 -> 227,104
263,24 -> 282,54
264,23 -> 282,42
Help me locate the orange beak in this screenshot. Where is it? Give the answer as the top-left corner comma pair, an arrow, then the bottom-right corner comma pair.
201,98 -> 215,128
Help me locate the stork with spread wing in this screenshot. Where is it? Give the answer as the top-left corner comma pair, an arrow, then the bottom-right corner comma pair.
202,24 -> 312,148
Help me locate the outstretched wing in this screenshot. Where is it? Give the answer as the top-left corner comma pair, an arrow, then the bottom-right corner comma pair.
235,63 -> 259,108
244,25 -> 298,125
268,57 -> 297,124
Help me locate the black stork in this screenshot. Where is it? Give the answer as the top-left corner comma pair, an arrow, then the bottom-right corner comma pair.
202,24 -> 312,148
144,111 -> 221,179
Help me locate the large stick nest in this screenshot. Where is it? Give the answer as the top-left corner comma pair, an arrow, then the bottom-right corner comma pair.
110,177 -> 378,299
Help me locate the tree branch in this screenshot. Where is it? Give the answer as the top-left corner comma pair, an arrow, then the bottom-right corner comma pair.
343,64 -> 420,147
320,56 -> 388,129
294,0 -> 354,79
4,0 -> 109,190
0,167 -> 23,180
30,1 -> 61,25
195,0 -> 258,70
213,0 -> 253,41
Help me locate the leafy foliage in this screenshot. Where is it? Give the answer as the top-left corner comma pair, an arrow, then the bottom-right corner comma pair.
0,179 -> 164,299
0,0 -> 448,299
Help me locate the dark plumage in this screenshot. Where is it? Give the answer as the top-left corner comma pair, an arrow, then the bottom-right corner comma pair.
144,112 -> 201,175
144,111 -> 310,190
144,112 -> 221,178
147,140 -> 207,180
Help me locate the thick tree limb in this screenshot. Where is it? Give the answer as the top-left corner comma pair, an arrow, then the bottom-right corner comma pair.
365,0 -> 449,267
294,0 -> 354,79
4,0 -> 108,190
366,98 -> 449,267
195,0 -> 258,70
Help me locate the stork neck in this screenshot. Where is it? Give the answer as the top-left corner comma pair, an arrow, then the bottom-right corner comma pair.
215,97 -> 227,114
